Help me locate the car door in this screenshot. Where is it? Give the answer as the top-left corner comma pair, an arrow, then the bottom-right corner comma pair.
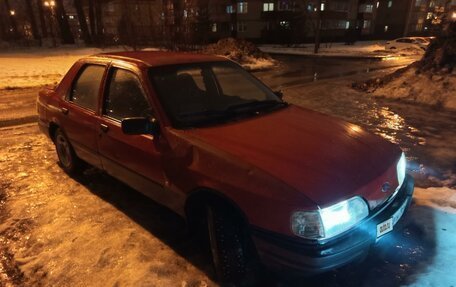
59,63 -> 107,168
97,64 -> 168,200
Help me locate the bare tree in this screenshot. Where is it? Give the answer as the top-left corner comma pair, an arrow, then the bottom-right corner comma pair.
313,0 -> 322,53
74,0 -> 92,44
54,0 -> 75,44
88,0 -> 96,37
35,0 -> 48,38
230,0 -> 237,38
94,0 -> 104,43
24,0 -> 40,41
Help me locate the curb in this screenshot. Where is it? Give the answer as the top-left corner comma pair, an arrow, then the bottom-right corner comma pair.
262,50 -> 389,60
0,116 -> 37,128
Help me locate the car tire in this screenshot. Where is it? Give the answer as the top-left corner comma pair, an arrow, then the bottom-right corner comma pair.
54,128 -> 84,174
206,202 -> 255,285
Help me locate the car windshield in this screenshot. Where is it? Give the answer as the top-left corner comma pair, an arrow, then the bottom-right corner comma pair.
149,61 -> 285,128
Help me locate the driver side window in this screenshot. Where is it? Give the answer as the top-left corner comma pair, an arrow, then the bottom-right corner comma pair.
104,68 -> 153,121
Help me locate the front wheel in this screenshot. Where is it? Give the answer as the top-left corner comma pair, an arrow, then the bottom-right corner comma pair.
206,202 -> 257,285
54,128 -> 84,174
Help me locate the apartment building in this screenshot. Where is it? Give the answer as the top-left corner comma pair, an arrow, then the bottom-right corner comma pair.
62,0 -> 455,44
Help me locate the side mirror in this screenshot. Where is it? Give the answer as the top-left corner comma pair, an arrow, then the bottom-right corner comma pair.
274,90 -> 284,99
121,117 -> 160,136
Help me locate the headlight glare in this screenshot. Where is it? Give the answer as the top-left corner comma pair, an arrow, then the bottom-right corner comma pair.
319,196 -> 369,239
396,152 -> 406,191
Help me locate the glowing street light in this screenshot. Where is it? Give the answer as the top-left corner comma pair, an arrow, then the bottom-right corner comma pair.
44,0 -> 57,47
452,11 -> 456,21
9,10 -> 15,16
44,1 -> 56,7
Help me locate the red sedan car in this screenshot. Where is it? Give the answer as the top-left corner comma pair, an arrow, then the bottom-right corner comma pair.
37,51 -> 414,284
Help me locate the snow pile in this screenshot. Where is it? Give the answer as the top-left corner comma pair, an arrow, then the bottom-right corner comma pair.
353,62 -> 456,111
359,22 -> 456,110
202,38 -> 276,70
260,41 -> 403,58
0,47 -> 126,90
397,47 -> 426,56
414,186 -> 456,213
370,67 -> 456,110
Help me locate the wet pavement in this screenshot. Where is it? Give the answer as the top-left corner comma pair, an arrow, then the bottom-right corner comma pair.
0,54 -> 454,286
255,54 -> 419,91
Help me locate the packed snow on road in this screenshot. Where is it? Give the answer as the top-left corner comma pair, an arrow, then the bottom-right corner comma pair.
0,47 -> 455,286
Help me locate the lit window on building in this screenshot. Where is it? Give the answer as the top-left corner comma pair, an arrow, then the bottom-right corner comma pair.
183,10 -> 188,18
211,23 -> 217,32
345,21 -> 350,29
237,22 -> 247,32
376,1 -> 379,8
307,4 -> 312,11
226,5 -> 235,14
321,2 -> 325,11
263,3 -> 274,12
365,4 -> 373,12
363,20 -> 371,29
384,25 -> 388,32
68,15 -> 75,20
429,1 -> 435,8
427,12 -> 433,19
388,1 -> 392,8
237,2 -> 248,14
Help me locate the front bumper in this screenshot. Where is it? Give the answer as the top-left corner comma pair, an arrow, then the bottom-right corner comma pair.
251,174 -> 415,275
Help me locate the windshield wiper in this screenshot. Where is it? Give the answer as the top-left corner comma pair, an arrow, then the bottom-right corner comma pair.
224,100 -> 287,114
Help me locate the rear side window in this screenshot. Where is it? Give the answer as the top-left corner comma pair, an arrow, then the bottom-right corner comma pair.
70,65 -> 105,110
103,68 -> 152,120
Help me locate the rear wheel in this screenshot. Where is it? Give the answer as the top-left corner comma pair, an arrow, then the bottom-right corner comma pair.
54,128 -> 84,174
206,201 -> 257,285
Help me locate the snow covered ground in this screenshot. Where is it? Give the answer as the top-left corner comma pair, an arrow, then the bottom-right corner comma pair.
260,41 -> 425,58
0,46 -> 275,90
0,47 -> 128,89
371,67 -> 456,111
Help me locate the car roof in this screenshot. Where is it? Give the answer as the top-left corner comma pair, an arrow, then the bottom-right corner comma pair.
89,51 -> 228,67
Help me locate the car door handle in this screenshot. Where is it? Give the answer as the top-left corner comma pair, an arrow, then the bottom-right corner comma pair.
60,107 -> 69,115
100,124 -> 109,133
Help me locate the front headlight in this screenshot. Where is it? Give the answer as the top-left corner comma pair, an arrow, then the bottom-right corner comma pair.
396,152 -> 406,191
291,196 -> 369,240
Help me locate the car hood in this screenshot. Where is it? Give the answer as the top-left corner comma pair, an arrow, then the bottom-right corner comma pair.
181,105 -> 401,207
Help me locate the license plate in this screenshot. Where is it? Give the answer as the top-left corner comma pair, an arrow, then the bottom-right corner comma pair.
377,218 -> 393,238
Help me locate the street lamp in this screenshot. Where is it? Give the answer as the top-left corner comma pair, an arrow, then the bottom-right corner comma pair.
44,1 -> 57,47
9,10 -> 15,16
44,1 -> 56,7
